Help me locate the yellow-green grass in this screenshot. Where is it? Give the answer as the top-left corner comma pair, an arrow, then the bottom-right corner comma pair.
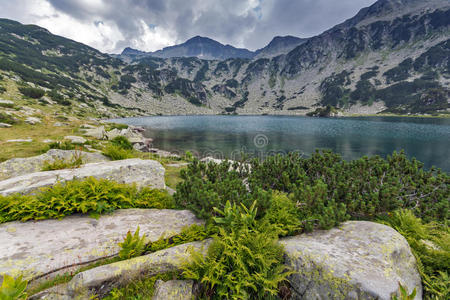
164,165 -> 186,189
0,116 -> 87,162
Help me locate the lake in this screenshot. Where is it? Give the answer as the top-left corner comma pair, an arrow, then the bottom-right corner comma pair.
110,115 -> 450,172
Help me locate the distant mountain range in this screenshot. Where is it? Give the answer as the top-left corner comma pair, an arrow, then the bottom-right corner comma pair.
0,0 -> 448,117
117,35 -> 306,61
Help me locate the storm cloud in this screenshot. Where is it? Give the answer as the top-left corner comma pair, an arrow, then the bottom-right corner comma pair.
0,0 -> 376,53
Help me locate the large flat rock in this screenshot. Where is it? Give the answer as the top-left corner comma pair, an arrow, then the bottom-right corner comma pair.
0,149 -> 109,180
0,158 -> 165,195
67,239 -> 212,298
0,209 -> 202,282
280,221 -> 422,300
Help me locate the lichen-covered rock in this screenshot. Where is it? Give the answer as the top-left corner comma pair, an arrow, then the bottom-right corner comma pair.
28,284 -> 70,300
82,126 -> 106,139
153,280 -> 194,300
64,135 -> 86,144
67,239 -> 212,298
25,117 -> 41,125
0,158 -> 165,195
280,221 -> 422,300
0,209 -> 202,283
0,149 -> 109,180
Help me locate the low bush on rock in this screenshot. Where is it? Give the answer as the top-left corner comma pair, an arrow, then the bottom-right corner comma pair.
382,209 -> 449,299
0,177 -> 174,223
118,226 -> 147,260
45,141 -> 78,151
41,152 -> 84,171
183,201 -> 290,299
110,136 -> 133,150
18,86 -> 45,99
175,150 -> 449,299
102,144 -> 134,161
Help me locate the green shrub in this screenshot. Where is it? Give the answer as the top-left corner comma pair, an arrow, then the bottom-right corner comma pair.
174,159 -> 271,220
0,275 -> 27,300
382,209 -> 449,299
262,192 -> 301,236
18,86 -> 45,99
0,112 -> 17,125
0,177 -> 173,223
104,272 -> 178,300
147,224 -> 209,253
102,144 -> 134,161
183,200 -> 290,299
0,101 -> 13,108
46,141 -> 77,151
118,227 -> 147,260
41,152 -> 84,171
110,136 -> 133,150
392,283 -> 416,300
107,123 -> 129,130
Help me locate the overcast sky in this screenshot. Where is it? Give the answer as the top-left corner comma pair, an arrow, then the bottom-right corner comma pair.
0,0 -> 377,54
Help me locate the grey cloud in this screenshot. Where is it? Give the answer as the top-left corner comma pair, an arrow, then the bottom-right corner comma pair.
1,0 -> 377,53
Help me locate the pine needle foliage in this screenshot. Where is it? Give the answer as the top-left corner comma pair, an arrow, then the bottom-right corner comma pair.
174,159 -> 271,220
0,177 -> 174,223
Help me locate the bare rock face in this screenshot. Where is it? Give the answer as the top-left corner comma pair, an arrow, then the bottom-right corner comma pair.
0,158 -> 165,195
280,221 -> 422,300
0,209 -> 203,283
153,280 -> 194,300
0,149 -> 109,180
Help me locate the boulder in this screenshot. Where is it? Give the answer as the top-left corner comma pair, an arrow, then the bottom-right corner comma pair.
153,280 -> 194,300
25,117 -> 41,125
0,158 -> 165,195
82,126 -> 106,139
0,149 -> 109,180
0,209 -> 202,283
64,135 -> 86,144
0,122 -> 11,128
67,239 -> 212,298
29,284 -> 70,300
147,148 -> 180,158
0,99 -> 14,105
6,139 -> 32,143
280,221 -> 422,300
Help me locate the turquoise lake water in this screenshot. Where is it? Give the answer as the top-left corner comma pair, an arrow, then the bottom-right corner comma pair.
110,115 -> 450,172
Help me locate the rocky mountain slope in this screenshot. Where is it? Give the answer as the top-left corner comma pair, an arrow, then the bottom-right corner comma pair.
0,0 -> 449,116
253,36 -> 307,59
118,36 -> 255,61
